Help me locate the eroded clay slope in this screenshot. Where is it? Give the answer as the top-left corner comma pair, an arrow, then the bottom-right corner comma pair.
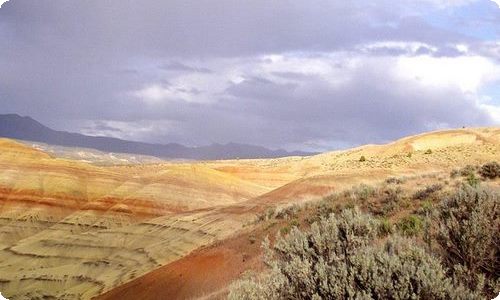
96,128 -> 500,300
0,139 -> 268,299
0,127 -> 498,299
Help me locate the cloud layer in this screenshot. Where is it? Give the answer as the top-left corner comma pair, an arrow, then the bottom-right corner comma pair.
1,0 -> 499,151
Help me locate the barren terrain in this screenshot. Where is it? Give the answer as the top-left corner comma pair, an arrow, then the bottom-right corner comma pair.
0,127 -> 498,299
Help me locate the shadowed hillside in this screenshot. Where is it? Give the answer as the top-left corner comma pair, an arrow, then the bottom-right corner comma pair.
0,114 -> 313,160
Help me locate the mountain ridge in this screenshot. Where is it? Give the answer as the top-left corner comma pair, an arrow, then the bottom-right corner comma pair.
0,114 -> 314,160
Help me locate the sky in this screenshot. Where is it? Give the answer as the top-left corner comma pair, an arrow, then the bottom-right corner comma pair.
1,0 -> 499,152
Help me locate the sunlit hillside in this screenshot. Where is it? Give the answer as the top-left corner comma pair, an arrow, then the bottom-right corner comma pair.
0,127 -> 498,299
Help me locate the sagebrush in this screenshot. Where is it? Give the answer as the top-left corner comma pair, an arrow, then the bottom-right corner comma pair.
228,199 -> 492,299
435,186 -> 499,297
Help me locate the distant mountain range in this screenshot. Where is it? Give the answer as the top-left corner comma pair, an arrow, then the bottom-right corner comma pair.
0,114 -> 314,160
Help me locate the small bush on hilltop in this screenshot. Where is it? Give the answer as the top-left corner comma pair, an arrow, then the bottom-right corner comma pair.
459,164 -> 477,177
385,177 -> 404,185
479,161 -> 500,179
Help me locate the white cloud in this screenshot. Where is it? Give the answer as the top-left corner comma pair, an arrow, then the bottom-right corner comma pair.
455,44 -> 469,54
259,53 -> 358,88
133,84 -> 177,104
395,55 -> 500,93
359,41 -> 438,54
133,49 -> 500,128
0,0 -> 9,8
81,119 -> 177,142
133,83 -> 201,104
478,96 -> 500,123
490,0 -> 500,8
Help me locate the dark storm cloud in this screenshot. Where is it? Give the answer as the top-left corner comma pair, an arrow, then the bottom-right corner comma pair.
104,72 -> 492,150
0,0 -> 499,151
216,65 -> 493,146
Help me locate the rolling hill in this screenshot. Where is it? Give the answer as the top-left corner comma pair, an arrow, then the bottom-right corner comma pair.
0,127 -> 498,299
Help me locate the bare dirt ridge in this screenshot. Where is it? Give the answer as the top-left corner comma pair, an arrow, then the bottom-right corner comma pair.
0,127 -> 498,299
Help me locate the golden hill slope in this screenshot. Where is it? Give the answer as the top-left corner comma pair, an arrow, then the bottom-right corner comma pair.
206,128 -> 499,204
0,138 -> 269,213
0,127 -> 498,299
0,139 -> 269,298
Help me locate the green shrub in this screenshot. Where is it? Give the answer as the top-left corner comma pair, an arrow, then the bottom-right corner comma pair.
378,218 -> 393,237
479,161 -> 499,179
413,184 -> 443,200
351,237 -> 479,300
230,208 -> 372,299
257,207 -> 275,222
435,186 -> 499,297
228,271 -> 282,300
466,173 -> 480,187
376,187 -> 403,216
424,149 -> 433,154
229,209 -> 479,300
266,207 -> 276,220
385,177 -> 404,185
236,208 -> 377,299
396,215 -> 423,237
416,200 -> 434,216
359,155 -> 366,162
279,226 -> 290,235
350,183 -> 376,202
344,201 -> 356,210
316,200 -> 335,218
275,205 -> 300,220
459,165 -> 476,177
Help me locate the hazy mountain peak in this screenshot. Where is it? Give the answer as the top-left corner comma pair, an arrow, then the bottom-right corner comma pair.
0,114 -> 314,160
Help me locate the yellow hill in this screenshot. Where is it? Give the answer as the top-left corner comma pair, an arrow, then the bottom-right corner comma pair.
0,127 -> 498,299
